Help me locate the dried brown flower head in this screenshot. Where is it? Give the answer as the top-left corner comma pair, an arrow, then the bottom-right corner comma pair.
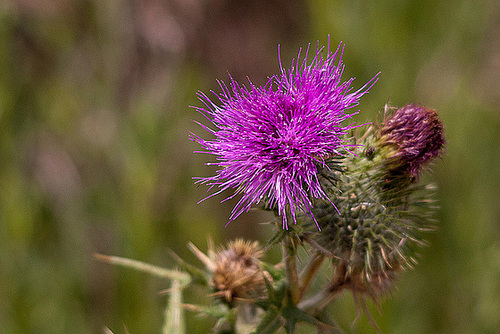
210,239 -> 267,303
189,239 -> 269,304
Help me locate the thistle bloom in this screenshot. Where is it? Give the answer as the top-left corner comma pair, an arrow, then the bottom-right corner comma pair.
192,41 -> 378,229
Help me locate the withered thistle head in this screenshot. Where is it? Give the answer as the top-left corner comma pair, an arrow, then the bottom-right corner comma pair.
210,239 -> 267,304
380,104 -> 445,179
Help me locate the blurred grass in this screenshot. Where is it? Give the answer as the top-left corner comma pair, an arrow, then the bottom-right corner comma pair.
0,0 -> 499,333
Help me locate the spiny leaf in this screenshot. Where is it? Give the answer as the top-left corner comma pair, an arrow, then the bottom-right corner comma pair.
250,305 -> 282,334
183,303 -> 231,319
264,229 -> 286,251
282,302 -> 326,333
257,277 -> 286,311
168,249 -> 210,286
260,262 -> 285,282
94,253 -> 191,286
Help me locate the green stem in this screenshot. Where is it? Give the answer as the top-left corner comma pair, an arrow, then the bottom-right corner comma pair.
163,278 -> 186,334
298,261 -> 347,313
296,283 -> 342,313
298,251 -> 325,301
283,232 -> 299,304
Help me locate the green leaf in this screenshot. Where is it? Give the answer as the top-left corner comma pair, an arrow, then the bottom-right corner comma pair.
282,297 -> 335,334
263,229 -> 286,251
282,304 -> 323,327
168,249 -> 209,286
250,305 -> 282,334
261,262 -> 285,281
256,277 -> 286,311
191,304 -> 231,319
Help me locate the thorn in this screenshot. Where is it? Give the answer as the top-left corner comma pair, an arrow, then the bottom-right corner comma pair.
188,242 -> 215,271
182,303 -> 202,312
93,253 -> 112,263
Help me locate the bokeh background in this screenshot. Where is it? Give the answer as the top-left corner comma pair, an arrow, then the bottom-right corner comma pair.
1,0 -> 499,333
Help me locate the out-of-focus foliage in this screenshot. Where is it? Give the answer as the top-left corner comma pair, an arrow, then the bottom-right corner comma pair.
0,0 -> 498,333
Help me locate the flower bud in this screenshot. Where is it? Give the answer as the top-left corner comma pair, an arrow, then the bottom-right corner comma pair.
312,196 -> 412,301
380,104 -> 445,179
305,105 -> 444,303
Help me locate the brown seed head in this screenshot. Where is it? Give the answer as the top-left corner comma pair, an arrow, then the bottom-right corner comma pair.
210,239 -> 268,303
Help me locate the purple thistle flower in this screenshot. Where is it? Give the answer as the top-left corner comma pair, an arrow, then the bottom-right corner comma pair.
192,41 -> 379,229
381,104 -> 445,178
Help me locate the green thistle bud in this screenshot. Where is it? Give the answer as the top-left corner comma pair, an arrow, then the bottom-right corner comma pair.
305,104 -> 445,302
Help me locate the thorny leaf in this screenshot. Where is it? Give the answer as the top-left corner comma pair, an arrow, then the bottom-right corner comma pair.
250,305 -> 282,334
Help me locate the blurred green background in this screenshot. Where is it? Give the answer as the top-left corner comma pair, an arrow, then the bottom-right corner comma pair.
0,0 -> 499,333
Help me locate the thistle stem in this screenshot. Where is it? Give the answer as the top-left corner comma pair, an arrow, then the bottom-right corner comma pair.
283,232 -> 299,304
298,251 -> 325,301
298,261 -> 347,313
297,282 -> 343,312
94,253 -> 191,285
163,278 -> 185,334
